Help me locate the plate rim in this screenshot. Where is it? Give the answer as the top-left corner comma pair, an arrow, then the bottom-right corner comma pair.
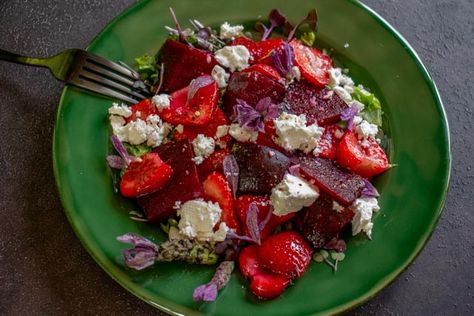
52,0 -> 451,315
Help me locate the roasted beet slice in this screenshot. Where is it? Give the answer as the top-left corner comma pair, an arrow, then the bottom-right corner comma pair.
297,156 -> 365,206
159,39 -> 217,92
283,81 -> 349,125
296,193 -> 354,248
231,143 -> 290,195
138,140 -> 203,223
223,71 -> 286,119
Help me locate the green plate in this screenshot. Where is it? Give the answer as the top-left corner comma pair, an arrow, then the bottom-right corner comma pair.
53,0 -> 450,315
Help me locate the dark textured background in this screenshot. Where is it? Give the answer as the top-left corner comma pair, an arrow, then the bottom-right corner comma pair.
0,0 -> 472,315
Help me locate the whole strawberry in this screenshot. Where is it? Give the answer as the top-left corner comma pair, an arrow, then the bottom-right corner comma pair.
258,231 -> 313,279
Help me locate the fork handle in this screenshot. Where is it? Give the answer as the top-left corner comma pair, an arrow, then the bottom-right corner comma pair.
0,48 -> 50,68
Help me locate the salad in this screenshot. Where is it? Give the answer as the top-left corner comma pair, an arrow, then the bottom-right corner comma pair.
107,8 -> 390,301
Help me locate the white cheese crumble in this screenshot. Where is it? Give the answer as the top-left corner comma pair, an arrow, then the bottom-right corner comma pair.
355,119 -> 379,139
214,45 -> 250,72
192,134 -> 216,165
152,94 -> 171,111
211,65 -> 230,88
328,67 -> 354,102
108,103 -> 132,118
351,197 -> 380,239
291,66 -> 301,81
215,125 -> 229,139
177,199 -> 229,242
228,123 -> 258,143
270,174 -> 319,216
109,114 -> 172,147
332,201 -> 344,213
219,22 -> 244,40
273,112 -> 324,153
175,124 -> 184,134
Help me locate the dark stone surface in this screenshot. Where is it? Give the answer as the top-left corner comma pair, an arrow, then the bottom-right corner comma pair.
0,0 -> 472,315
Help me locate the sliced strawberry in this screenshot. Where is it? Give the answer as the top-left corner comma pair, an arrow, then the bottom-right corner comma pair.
316,124 -> 344,159
258,231 -> 313,279
160,76 -> 219,126
241,64 -> 282,81
203,172 -> 240,233
250,271 -> 290,300
124,99 -> 158,123
256,121 -> 285,152
235,195 -> 294,239
337,131 -> 389,178
255,39 -> 286,65
290,39 -> 332,88
173,107 -> 231,147
197,148 -> 230,180
120,153 -> 173,198
159,39 -> 217,92
239,245 -> 265,279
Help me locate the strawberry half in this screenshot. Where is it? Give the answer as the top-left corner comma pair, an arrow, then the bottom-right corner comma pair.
203,172 -> 240,233
255,121 -> 285,152
239,245 -> 291,300
125,99 -> 158,123
241,64 -> 282,82
235,195 -> 294,240
120,153 -> 173,198
173,107 -> 231,146
336,131 -> 389,178
160,76 -> 219,126
258,231 -> 313,279
197,148 -> 230,180
255,39 -> 286,65
290,39 -> 332,88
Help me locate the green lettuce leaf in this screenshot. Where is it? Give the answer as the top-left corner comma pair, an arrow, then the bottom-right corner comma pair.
135,54 -> 159,85
123,143 -> 152,157
352,86 -> 383,126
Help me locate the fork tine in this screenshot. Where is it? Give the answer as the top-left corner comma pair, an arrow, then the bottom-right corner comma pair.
82,61 -> 150,96
82,52 -> 140,81
79,69 -> 149,100
72,76 -> 139,104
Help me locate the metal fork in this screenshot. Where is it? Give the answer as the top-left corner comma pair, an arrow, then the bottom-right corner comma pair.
0,48 -> 152,104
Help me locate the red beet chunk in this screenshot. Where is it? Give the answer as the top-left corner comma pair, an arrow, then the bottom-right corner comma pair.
138,140 -> 203,223
296,193 -> 354,248
283,81 -> 349,125
231,143 -> 290,195
159,39 -> 217,92
223,71 -> 286,119
298,156 -> 365,206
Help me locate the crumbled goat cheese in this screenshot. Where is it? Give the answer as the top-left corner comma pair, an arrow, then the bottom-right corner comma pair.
215,45 -> 250,72
108,103 -> 132,117
177,200 -> 229,242
175,124 -> 184,134
351,197 -> 380,239
192,134 -> 216,165
228,124 -> 258,143
152,94 -> 171,111
271,174 -> 319,216
215,125 -> 229,138
291,66 -> 301,81
355,119 -> 379,139
219,22 -> 244,40
211,65 -> 230,88
332,201 -> 345,213
328,67 -> 354,102
110,114 -> 171,147
273,112 -> 324,153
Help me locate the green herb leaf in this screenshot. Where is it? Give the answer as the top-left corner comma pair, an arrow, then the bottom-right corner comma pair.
313,252 -> 325,263
352,86 -> 383,126
135,54 -> 159,85
320,249 -> 329,259
123,143 -> 152,157
300,32 -> 316,46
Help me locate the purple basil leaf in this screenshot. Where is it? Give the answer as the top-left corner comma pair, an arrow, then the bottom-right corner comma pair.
193,284 -> 218,301
324,237 -> 347,253
288,164 -> 301,176
255,97 -> 279,121
287,8 -> 318,42
193,261 -> 235,302
271,42 -> 295,77
223,155 -> 239,198
235,99 -> 264,132
246,202 -> 261,245
361,179 -> 380,198
117,233 -> 159,270
340,105 -> 359,131
269,9 -> 287,28
188,75 -> 214,102
258,205 -> 273,232
226,231 -> 255,243
107,155 -> 126,169
111,135 -> 133,165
